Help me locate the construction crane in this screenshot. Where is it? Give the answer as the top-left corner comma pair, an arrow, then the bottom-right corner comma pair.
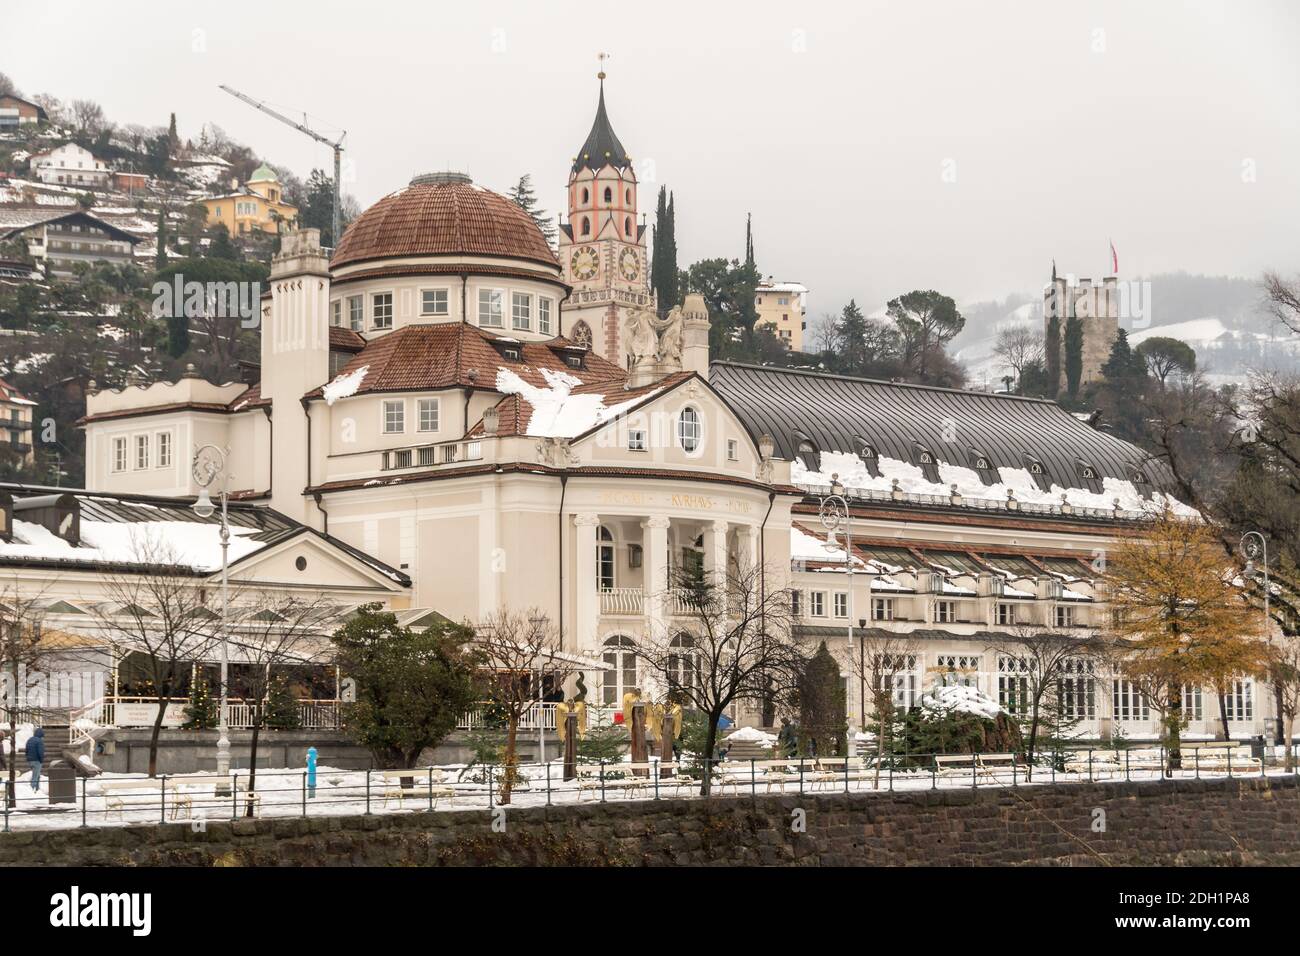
218,84 -> 346,245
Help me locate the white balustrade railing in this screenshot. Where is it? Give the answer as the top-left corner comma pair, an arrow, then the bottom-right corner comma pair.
599,587 -> 644,615
76,697 -> 344,732
457,701 -> 559,732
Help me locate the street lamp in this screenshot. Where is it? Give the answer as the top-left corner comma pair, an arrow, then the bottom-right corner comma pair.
1241,531 -> 1277,747
193,445 -> 232,778
819,474 -> 856,752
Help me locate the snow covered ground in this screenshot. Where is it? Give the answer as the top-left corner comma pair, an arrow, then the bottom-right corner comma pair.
0,756 -> 1291,831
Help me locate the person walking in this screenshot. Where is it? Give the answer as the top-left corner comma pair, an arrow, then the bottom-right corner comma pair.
24,728 -> 44,792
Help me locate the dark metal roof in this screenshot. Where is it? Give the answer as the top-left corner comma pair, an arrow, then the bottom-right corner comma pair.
571,83 -> 631,175
709,362 -> 1171,494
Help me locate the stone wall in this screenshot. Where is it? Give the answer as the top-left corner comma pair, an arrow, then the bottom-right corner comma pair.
5,776 -> 1298,867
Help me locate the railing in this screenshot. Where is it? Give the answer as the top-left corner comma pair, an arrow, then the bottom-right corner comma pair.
382,439 -> 483,472
795,482 -> 1152,522
599,587 -> 644,615
457,702 -> 558,732
79,696 -> 344,731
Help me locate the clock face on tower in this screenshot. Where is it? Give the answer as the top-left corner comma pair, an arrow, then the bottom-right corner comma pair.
570,245 -> 599,281
618,248 -> 640,282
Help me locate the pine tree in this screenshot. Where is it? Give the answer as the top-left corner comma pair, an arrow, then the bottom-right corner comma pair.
507,174 -> 556,247
265,674 -> 302,730
1063,316 -> 1084,397
167,112 -> 179,152
183,676 -> 216,730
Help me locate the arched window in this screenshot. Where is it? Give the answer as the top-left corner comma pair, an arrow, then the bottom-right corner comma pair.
1022,453 -> 1053,492
625,187 -> 632,204
853,435 -> 881,478
571,320 -> 593,349
624,216 -> 631,236
968,447 -> 999,485
668,634 -> 696,691
602,635 -> 637,705
581,187 -> 589,204
603,186 -> 612,203
911,441 -> 941,483
1126,462 -> 1152,498
1075,457 -> 1103,494
677,406 -> 702,453
580,216 -> 590,236
793,430 -> 820,472
597,526 -> 615,591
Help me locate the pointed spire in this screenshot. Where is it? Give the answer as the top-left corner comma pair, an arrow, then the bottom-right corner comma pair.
572,65 -> 631,175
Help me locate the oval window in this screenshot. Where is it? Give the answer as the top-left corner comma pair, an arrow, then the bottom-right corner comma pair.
677,406 -> 702,452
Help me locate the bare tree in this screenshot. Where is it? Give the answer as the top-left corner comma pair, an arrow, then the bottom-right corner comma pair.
0,73 -> 20,98
850,629 -> 921,788
0,582 -> 51,801
69,99 -> 107,138
633,560 -> 799,796
1263,271 -> 1300,336
984,624 -> 1103,778
993,325 -> 1045,392
1268,633 -> 1300,771
91,541 -> 217,777
227,592 -> 338,813
473,609 -> 574,804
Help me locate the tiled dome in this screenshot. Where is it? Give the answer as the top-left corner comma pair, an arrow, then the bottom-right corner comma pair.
331,172 -> 558,270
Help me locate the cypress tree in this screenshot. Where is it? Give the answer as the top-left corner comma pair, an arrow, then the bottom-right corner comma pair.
1064,316 -> 1084,397
154,209 -> 167,269
651,186 -> 678,315
1045,314 -> 1061,395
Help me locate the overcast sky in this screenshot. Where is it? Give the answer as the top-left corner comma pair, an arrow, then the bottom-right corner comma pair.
5,0 -> 1298,314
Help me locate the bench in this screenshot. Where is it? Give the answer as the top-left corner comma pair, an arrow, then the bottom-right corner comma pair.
1064,751 -> 1122,778
807,757 -> 869,790
100,778 -> 197,820
378,769 -> 456,809
934,753 -> 1026,783
1186,743 -> 1261,773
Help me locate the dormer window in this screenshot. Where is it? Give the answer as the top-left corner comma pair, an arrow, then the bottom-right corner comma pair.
853,435 -> 881,478
793,430 -> 820,472
1021,453 -> 1053,492
565,355 -> 582,369
911,441 -> 940,483
1127,463 -> 1152,498
968,447 -> 999,485
1075,457 -> 1103,494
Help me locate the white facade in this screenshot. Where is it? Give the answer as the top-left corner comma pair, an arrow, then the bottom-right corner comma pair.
29,143 -> 110,188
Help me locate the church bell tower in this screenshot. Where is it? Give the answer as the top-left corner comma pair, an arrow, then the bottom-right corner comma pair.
558,62 -> 652,367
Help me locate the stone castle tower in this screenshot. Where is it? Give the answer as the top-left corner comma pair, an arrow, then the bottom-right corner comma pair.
557,71 -> 653,367
1044,268 -> 1120,394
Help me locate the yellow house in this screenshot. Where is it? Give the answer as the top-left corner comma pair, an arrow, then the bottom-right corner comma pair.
200,164 -> 298,235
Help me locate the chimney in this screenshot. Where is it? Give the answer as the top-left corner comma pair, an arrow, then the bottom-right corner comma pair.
680,293 -> 711,376
482,406 -> 499,436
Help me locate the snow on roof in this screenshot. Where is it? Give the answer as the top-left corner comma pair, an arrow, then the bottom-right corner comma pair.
920,684 -> 1005,720
790,526 -> 865,568
322,365 -> 369,405
793,449 -> 1197,518
0,519 -> 265,572
494,366 -> 662,439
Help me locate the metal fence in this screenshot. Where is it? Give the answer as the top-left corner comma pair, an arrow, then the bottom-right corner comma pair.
3,744 -> 1297,832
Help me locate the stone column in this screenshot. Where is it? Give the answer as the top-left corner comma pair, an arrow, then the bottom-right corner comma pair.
704,520 -> 730,611
642,516 -> 671,639
574,513 -> 601,654
740,525 -> 760,576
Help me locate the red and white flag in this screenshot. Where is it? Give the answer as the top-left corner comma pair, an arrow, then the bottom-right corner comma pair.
1109,239 -> 1118,275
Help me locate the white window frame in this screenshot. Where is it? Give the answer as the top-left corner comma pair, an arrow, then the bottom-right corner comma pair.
628,428 -> 647,452
133,434 -> 150,471
538,297 -> 553,335
833,592 -> 848,618
935,654 -> 981,689
417,398 -> 440,434
371,292 -> 393,330
677,406 -> 702,453
995,602 -> 1015,626
382,399 -> 405,435
1224,679 -> 1253,722
331,299 -> 341,327
880,654 -> 919,710
1181,684 -> 1203,722
155,431 -> 172,469
1060,658 -> 1096,721
477,288 -> 505,328
997,656 -> 1033,715
111,436 -> 127,473
420,288 -> 449,317
789,589 -> 802,617
1112,679 -> 1150,722
810,591 -> 826,618
726,438 -> 739,461
511,292 -> 531,331
934,600 -> 956,624
872,597 -> 894,621
347,295 -> 363,331
1054,604 -> 1075,628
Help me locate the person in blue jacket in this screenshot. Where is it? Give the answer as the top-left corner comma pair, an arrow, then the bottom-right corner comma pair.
24,728 -> 44,792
